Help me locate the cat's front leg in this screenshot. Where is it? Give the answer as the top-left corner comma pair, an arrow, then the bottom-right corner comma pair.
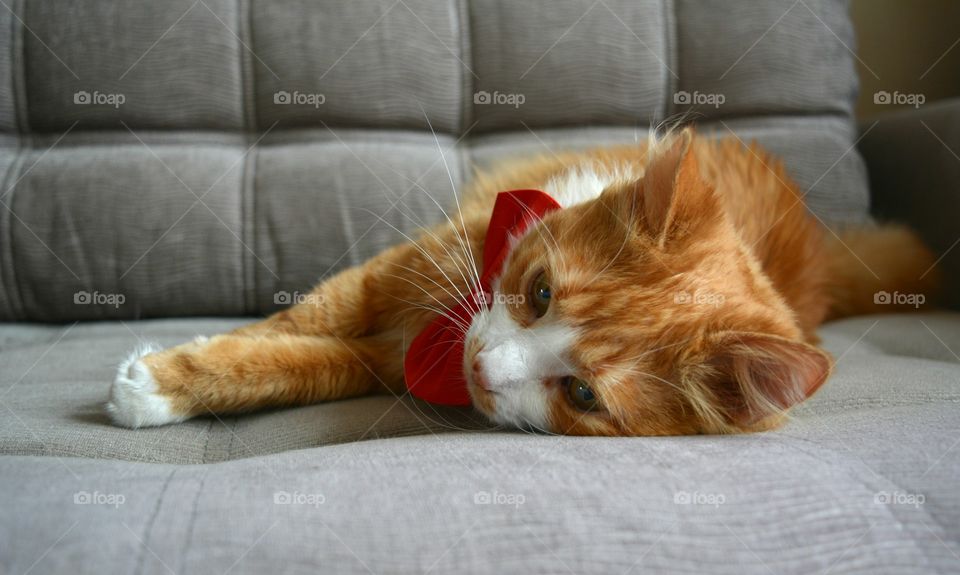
106,334 -> 402,428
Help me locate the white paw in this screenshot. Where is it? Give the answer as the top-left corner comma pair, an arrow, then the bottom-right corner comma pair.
106,343 -> 186,428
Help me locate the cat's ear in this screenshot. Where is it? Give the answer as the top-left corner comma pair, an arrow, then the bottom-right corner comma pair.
637,128 -> 719,246
696,332 -> 832,431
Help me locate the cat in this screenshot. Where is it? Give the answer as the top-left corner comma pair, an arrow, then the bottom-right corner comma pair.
106,129 -> 938,435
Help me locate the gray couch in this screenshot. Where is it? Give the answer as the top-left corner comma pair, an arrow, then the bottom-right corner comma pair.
2,1 -> 958,573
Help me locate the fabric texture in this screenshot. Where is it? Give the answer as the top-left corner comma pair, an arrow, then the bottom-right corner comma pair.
1,314 -> 960,573
0,0 -> 868,321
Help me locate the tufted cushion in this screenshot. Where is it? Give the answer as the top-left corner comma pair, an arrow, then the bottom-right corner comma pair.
0,0 -> 867,321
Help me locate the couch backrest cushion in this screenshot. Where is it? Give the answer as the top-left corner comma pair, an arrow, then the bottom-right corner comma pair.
0,0 -> 867,321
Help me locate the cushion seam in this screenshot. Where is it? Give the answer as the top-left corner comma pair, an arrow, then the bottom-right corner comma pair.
458,0 -> 473,135
238,0 -> 255,313
239,0 -> 256,132
0,146 -> 26,319
133,468 -> 178,575
242,144 -> 258,314
665,0 -> 677,123
178,468 -> 210,575
11,0 -> 27,133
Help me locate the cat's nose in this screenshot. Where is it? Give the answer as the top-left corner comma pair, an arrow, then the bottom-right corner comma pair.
471,357 -> 492,391
474,343 -> 526,389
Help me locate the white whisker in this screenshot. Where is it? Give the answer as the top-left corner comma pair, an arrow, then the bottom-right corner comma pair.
418,101 -> 486,312
358,207 -> 473,310
373,191 -> 482,302
377,273 -> 471,332
384,260 -> 467,314
383,295 -> 469,332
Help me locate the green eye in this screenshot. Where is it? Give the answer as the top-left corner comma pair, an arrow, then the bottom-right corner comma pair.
530,272 -> 551,318
565,377 -> 598,411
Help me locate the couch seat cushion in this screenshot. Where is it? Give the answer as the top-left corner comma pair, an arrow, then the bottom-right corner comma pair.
1,312 -> 960,573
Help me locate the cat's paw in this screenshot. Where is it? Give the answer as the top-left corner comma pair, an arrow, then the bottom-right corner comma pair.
106,343 -> 186,428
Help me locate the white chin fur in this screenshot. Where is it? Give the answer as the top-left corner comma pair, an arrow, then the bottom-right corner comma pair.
106,343 -> 184,428
489,384 -> 552,432
467,291 -> 574,433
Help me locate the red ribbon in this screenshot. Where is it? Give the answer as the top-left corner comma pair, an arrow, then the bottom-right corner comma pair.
403,190 -> 562,405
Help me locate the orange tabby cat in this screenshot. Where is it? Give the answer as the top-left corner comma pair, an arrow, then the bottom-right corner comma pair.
107,129 -> 938,435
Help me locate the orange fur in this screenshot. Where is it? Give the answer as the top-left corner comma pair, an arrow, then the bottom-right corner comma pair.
126,130 -> 939,435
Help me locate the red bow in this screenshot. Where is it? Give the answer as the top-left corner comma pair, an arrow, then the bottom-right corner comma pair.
403,190 -> 562,405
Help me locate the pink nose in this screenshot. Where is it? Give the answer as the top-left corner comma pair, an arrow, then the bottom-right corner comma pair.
471,357 -> 491,391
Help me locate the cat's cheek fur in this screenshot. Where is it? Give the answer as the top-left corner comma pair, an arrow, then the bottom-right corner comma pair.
464,294 -> 577,431
549,402 -> 614,436
487,384 -> 553,432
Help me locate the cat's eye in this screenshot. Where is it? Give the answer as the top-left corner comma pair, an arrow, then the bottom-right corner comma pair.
564,376 -> 598,411
530,272 -> 551,318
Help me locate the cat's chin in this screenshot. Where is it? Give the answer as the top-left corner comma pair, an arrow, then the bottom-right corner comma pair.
467,378 -> 555,432
465,378 -> 498,420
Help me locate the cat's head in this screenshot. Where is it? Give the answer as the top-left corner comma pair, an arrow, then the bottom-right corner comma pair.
463,131 -> 831,436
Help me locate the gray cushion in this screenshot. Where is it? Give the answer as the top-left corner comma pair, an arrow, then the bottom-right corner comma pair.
1,313 -> 959,573
253,0 -> 463,132
0,0 -> 869,321
0,318 -> 488,463
23,0 -> 245,131
675,0 -> 857,118
469,0 -> 667,129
